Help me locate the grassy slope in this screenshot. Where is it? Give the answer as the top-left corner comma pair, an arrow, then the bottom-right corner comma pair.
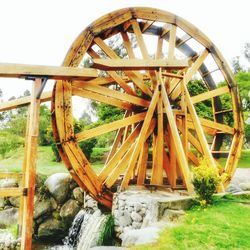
134,197 -> 250,250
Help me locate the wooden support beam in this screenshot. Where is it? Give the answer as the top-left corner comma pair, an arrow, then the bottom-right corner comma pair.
88,47 -> 136,96
0,63 -> 97,80
98,125 -> 141,182
161,79 -> 193,192
0,91 -> 51,111
20,79 -> 41,250
92,58 -> 188,71
76,112 -> 146,142
137,141 -> 149,185
151,96 -> 164,185
0,188 -> 24,197
120,87 -> 159,190
0,172 -> 22,179
191,86 -> 230,104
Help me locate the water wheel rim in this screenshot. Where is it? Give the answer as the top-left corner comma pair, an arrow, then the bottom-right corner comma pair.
51,7 -> 243,208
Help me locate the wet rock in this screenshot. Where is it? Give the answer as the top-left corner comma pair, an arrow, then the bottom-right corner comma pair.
37,217 -> 67,240
85,196 -> 98,209
0,198 -> 5,208
131,212 -> 142,222
34,197 -> 57,219
45,173 -> 71,203
132,221 -> 142,229
9,197 -> 20,208
0,179 -> 17,188
0,208 -> 18,228
118,211 -> 132,228
73,187 -> 84,204
134,203 -> 142,212
60,199 -> 81,223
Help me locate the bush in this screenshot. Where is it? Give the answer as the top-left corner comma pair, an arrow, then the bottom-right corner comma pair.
192,159 -> 221,205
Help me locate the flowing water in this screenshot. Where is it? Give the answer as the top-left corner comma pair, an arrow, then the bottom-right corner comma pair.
34,208 -> 109,250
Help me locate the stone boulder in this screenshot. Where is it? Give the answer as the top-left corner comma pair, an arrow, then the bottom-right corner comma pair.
9,197 -> 20,208
73,187 -> 84,204
0,179 -> 18,188
60,199 -> 81,223
37,217 -> 67,240
0,208 -> 18,228
34,197 -> 57,219
45,173 -> 71,203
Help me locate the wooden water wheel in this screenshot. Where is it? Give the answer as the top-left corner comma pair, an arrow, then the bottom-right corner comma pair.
51,7 -> 244,208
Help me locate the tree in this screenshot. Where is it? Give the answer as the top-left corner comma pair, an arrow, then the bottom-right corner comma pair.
231,56 -> 243,74
244,43 -> 250,63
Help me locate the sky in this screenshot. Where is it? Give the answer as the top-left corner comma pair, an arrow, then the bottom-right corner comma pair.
0,0 -> 249,101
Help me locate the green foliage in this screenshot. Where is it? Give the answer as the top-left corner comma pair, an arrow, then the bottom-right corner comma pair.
98,215 -> 115,246
187,80 -> 213,120
192,159 -> 221,204
0,131 -> 24,159
79,138 -> 97,161
39,105 -> 53,146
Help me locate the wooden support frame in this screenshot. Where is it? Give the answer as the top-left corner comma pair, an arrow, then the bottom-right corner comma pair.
19,79 -> 41,250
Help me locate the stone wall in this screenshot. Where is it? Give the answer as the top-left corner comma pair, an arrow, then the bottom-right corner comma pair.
112,189 -> 191,247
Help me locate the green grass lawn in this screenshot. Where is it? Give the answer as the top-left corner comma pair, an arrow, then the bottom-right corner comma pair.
218,149 -> 250,168
0,146 -> 104,176
134,195 -> 250,250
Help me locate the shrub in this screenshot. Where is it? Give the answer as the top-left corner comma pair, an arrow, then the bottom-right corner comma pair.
192,159 -> 221,204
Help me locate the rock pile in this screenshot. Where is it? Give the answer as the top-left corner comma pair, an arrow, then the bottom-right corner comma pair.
0,173 -> 98,247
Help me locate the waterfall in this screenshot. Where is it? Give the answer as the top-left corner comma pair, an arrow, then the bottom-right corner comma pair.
63,208 -> 94,248
62,208 -> 110,250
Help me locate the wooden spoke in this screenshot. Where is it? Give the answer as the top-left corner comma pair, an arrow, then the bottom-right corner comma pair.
168,25 -> 177,60
182,77 -> 217,168
170,49 -> 209,99
74,83 -> 150,108
72,87 -> 133,110
191,86 -> 230,104
130,19 -> 158,86
76,112 -> 146,142
186,115 -> 235,135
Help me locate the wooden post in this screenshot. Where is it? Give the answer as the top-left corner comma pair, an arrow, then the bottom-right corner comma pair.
20,79 -> 41,250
